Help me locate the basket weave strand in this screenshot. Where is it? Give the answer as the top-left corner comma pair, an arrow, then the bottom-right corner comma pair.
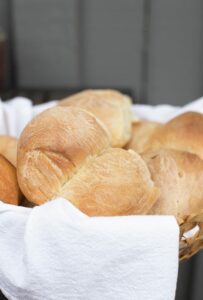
179,211 -> 203,260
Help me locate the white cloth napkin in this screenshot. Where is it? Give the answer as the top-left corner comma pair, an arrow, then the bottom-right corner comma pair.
0,199 -> 179,300
0,97 -> 57,137
0,96 -> 185,300
133,96 -> 203,122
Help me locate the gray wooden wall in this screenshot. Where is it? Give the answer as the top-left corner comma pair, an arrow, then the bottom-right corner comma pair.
148,0 -> 203,106
1,1 -> 203,299
0,0 -> 202,105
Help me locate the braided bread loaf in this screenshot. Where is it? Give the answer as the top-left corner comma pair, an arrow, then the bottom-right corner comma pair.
17,106 -> 159,216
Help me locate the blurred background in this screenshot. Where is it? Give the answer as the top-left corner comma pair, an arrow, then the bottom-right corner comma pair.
0,0 -> 203,299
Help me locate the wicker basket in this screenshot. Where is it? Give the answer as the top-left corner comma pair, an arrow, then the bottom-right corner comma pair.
179,212 -> 203,260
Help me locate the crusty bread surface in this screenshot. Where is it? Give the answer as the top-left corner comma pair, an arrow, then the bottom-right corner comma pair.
0,154 -> 20,205
125,121 -> 162,153
0,135 -> 17,166
59,89 -> 133,147
143,148 -> 203,218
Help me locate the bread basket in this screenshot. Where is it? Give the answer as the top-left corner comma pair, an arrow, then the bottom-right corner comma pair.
4,95 -> 203,299
1,96 -> 203,263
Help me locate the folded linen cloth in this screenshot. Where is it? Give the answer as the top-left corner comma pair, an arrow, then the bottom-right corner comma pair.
0,199 -> 179,300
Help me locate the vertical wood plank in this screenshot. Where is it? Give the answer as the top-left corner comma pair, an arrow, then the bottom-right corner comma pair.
0,0 -> 8,32
186,253 -> 203,300
0,0 -> 11,88
147,0 -> 203,105
82,0 -> 144,99
13,0 -> 80,88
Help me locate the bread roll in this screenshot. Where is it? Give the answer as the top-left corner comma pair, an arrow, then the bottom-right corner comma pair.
143,148 -> 203,218
0,154 -> 20,205
59,89 -> 133,147
17,106 -> 159,216
0,135 -> 17,166
125,121 -> 162,153
144,112 -> 203,159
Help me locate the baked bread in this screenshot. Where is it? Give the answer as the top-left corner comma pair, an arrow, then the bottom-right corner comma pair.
144,112 -> 203,159
142,148 -> 203,218
17,106 -> 159,216
0,154 -> 20,205
0,135 -> 17,166
125,121 -> 162,153
59,89 -> 133,147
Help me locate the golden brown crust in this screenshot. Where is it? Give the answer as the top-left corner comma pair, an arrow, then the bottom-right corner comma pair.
0,136 -> 17,166
125,121 -> 162,153
144,112 -> 203,159
143,148 -> 203,218
17,106 -> 159,215
17,107 -> 111,205
61,148 -> 159,216
0,154 -> 20,205
59,89 -> 133,147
